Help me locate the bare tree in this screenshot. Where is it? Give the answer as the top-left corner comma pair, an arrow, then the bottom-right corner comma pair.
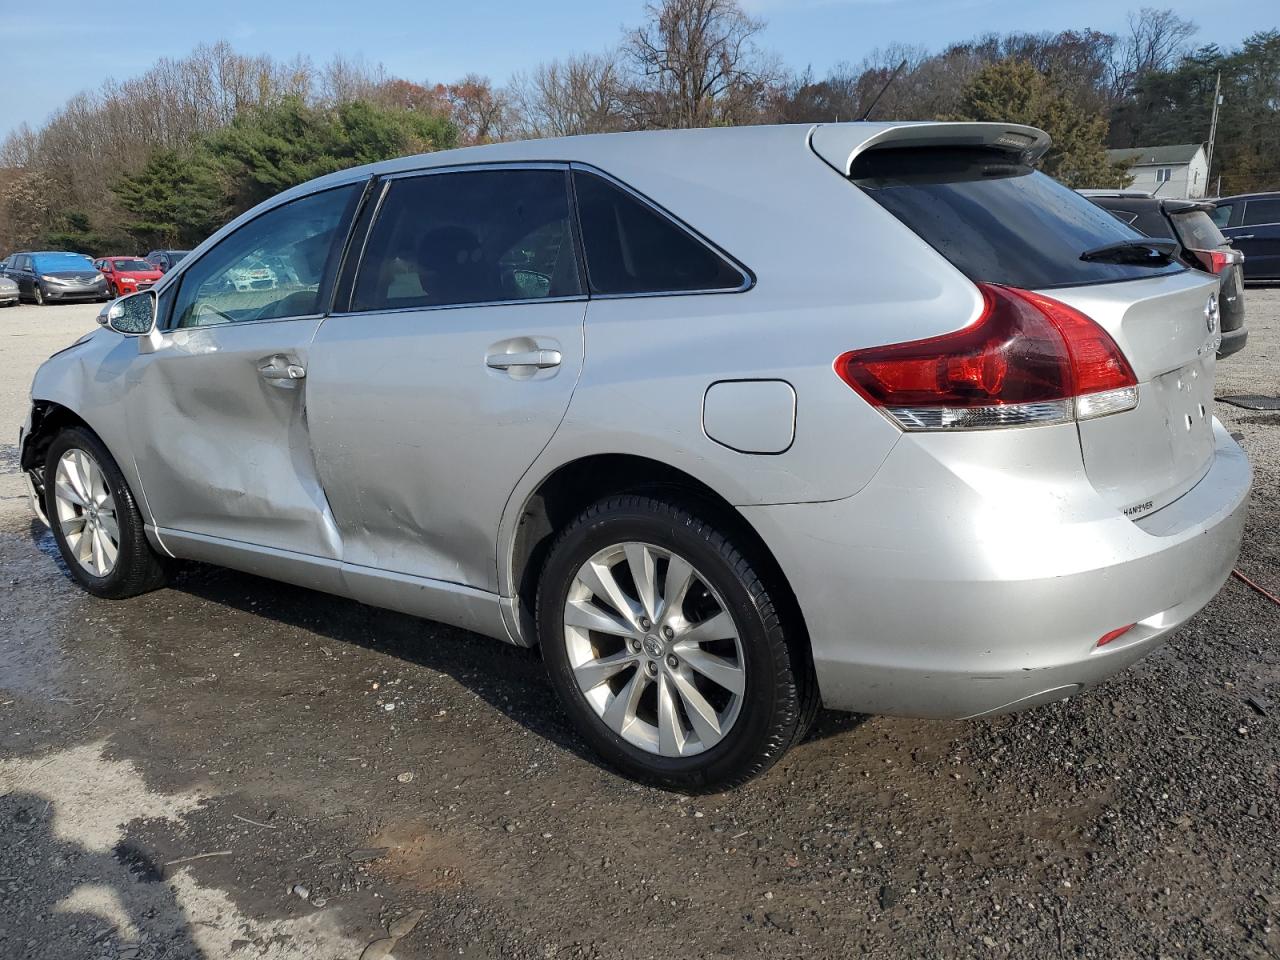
512,53 -> 630,137
1111,8 -> 1197,97
446,74 -> 518,144
625,0 -> 780,127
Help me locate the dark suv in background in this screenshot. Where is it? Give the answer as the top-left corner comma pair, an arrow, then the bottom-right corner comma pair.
1208,193 -> 1280,282
1083,191 -> 1247,358
144,249 -> 191,273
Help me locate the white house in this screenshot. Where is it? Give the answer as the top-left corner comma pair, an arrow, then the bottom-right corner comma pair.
1105,143 -> 1209,199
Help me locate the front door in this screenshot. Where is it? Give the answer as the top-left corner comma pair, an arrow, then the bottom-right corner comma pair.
306,165 -> 586,592
127,182 -> 364,558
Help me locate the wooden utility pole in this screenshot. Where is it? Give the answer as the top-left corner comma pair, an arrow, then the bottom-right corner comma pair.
1205,71 -> 1222,197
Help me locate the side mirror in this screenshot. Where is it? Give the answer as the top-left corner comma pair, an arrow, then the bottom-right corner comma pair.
103,290 -> 157,336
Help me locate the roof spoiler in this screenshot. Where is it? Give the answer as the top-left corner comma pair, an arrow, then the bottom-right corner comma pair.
809,121 -> 1052,177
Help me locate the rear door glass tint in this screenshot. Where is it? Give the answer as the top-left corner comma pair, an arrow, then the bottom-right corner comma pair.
1242,198 -> 1280,226
352,168 -> 580,312
852,147 -> 1184,288
573,170 -> 746,295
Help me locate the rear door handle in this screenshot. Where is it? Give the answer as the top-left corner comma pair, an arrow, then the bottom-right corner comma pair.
258,355 -> 306,380
485,349 -> 562,371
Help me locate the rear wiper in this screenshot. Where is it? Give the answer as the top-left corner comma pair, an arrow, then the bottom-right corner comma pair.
1080,239 -> 1178,266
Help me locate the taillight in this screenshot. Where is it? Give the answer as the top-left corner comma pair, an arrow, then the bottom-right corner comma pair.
1192,249 -> 1241,275
835,283 -> 1138,431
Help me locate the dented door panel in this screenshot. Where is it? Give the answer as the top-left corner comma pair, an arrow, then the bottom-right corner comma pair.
128,318 -> 343,558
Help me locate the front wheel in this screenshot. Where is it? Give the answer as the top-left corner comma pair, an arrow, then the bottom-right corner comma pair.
32,284 -> 45,305
537,493 -> 817,792
44,427 -> 171,598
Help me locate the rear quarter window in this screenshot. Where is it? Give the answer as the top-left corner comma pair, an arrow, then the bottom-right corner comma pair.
852,148 -> 1185,289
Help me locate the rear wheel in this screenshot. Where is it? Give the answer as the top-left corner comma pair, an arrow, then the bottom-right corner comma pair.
44,427 -> 170,598
537,493 -> 817,792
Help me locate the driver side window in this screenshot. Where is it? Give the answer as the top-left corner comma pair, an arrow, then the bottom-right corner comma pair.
171,184 -> 360,329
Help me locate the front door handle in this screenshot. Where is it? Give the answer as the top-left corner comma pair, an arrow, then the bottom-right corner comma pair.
485,349 -> 561,371
258,355 -> 306,380
1232,234 -> 1254,240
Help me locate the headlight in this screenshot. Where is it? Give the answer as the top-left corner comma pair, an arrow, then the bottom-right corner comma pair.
94,273 -> 106,282
41,275 -> 61,282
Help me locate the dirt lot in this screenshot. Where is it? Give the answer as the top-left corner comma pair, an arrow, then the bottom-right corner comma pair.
1,294 -> 1277,960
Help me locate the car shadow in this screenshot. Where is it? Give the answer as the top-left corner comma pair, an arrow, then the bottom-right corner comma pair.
28,519 -> 866,777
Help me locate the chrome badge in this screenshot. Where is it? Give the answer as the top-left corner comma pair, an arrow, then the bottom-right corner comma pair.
1205,293 -> 1220,334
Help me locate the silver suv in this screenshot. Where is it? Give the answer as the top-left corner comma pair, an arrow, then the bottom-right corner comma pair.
20,122 -> 1250,790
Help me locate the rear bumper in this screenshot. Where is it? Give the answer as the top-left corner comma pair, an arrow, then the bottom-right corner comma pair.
742,418 -> 1250,718
1218,325 -> 1248,358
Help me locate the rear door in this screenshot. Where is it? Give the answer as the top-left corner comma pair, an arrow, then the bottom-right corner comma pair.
306,164 -> 586,592
1226,197 -> 1280,280
850,145 -> 1220,518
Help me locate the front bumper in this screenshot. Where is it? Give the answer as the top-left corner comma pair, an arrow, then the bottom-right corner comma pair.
44,284 -> 107,301
742,418 -> 1250,719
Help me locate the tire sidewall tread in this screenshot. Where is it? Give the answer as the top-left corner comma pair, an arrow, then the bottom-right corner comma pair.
43,426 -> 170,599
537,492 -> 816,793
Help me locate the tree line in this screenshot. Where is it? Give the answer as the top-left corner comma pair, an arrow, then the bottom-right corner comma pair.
2,0 -> 1277,256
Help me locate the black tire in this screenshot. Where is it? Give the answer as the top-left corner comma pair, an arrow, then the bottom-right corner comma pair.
537,493 -> 818,792
44,426 -> 171,599
33,284 -> 45,305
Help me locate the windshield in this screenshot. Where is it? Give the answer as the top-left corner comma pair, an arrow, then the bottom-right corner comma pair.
852,147 -> 1185,288
33,253 -> 95,273
112,258 -> 155,271
166,251 -> 191,262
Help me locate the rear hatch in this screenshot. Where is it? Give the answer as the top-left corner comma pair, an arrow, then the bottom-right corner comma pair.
834,136 -> 1220,519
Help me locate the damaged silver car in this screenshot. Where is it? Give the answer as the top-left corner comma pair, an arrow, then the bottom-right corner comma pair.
20,122 -> 1250,790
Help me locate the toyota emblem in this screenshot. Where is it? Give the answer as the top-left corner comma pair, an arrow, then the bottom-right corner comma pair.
1205,294 -> 1219,334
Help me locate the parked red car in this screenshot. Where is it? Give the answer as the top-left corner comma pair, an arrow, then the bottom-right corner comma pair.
94,257 -> 163,298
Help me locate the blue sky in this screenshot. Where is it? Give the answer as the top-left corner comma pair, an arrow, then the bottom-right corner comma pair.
2,0 -> 1275,138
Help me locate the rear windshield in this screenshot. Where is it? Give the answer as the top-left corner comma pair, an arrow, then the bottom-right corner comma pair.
852,147 -> 1184,289
1171,209 -> 1227,251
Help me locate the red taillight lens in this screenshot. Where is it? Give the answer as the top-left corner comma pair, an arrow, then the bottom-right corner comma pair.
1192,249 -> 1240,275
1097,624 -> 1136,647
835,283 -> 1138,431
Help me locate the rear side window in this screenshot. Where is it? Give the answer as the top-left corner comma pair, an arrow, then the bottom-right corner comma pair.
852,147 -> 1184,288
1209,204 -> 1233,227
352,168 -> 581,312
573,170 -> 747,295
1242,198 -> 1280,226
1171,210 -> 1226,251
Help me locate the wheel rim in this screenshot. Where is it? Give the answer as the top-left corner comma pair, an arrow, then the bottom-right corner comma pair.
52,448 -> 120,578
564,542 -> 746,758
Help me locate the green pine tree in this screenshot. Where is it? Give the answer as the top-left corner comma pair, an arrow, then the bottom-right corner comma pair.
955,60 -> 1131,189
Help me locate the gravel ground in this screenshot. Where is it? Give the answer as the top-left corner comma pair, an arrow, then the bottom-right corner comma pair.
1,293 -> 1277,960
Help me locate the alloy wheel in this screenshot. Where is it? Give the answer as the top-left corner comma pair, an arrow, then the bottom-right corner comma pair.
563,542 -> 746,757
52,448 -> 120,577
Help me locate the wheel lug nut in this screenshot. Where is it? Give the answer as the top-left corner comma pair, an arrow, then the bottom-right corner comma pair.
662,626 -> 674,640
639,617 -> 651,630
629,638 -> 641,653
666,655 -> 679,669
